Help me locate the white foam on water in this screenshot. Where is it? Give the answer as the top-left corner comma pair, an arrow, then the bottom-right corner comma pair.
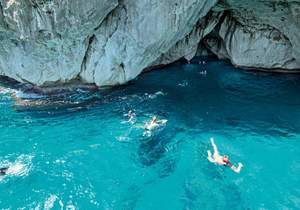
66,204 -> 76,210
155,91 -> 165,96
145,91 -> 166,99
33,194 -> 64,210
59,200 -> 64,209
178,80 -> 189,87
116,136 -> 131,142
0,154 -> 33,181
6,162 -> 26,175
44,194 -> 58,210
5,0 -> 19,9
0,87 -> 14,95
199,70 -> 207,75
0,87 -> 16,101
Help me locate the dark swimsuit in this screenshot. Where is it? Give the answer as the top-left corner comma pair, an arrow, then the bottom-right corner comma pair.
224,162 -> 233,168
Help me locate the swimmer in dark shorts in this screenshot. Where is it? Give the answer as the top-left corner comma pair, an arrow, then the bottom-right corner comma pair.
207,138 -> 243,173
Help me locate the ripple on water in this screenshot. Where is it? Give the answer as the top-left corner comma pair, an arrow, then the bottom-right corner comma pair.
1,60 -> 300,209
0,154 -> 33,182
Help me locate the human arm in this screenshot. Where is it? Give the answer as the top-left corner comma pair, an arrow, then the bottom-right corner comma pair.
210,138 -> 219,156
207,150 -> 216,163
229,163 -> 243,173
157,119 -> 167,125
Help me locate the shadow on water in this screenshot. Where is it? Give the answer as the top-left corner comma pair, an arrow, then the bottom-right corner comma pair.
182,147 -> 245,210
138,132 -> 170,167
182,179 -> 245,210
137,125 -> 181,179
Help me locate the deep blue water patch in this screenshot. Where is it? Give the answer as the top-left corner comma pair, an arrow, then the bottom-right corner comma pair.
0,59 -> 300,209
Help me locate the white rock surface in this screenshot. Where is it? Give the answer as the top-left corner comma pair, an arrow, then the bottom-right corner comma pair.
0,0 -> 218,86
224,0 -> 300,63
0,0 -> 118,85
0,0 -> 300,87
151,11 -> 223,66
79,0 -> 218,86
206,0 -> 300,71
206,15 -> 300,70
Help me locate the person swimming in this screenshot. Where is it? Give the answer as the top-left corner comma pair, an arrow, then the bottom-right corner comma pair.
144,116 -> 168,131
145,116 -> 160,131
127,110 -> 136,123
122,110 -> 136,124
207,138 -> 243,173
0,167 -> 8,176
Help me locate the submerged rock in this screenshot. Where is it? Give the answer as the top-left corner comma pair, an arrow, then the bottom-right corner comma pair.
0,0 -> 299,87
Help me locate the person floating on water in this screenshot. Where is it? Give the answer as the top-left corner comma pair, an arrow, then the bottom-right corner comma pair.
127,110 -> 136,123
144,116 -> 167,131
143,116 -> 167,136
207,138 -> 243,173
145,116 -> 159,131
0,167 -> 8,175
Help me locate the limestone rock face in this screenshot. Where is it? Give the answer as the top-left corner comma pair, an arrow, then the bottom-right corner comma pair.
0,0 -> 119,85
205,15 -> 300,70
79,0 -> 218,86
0,0 -> 300,87
205,0 -> 300,71
151,11 -> 223,67
0,0 -> 218,86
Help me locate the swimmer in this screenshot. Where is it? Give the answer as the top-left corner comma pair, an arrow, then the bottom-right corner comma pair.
0,162 -> 27,177
144,116 -> 167,131
145,116 -> 159,130
143,116 -> 167,136
0,167 -> 8,176
207,138 -> 243,173
147,91 -> 165,99
127,110 -> 136,123
199,70 -> 207,75
155,91 -> 164,96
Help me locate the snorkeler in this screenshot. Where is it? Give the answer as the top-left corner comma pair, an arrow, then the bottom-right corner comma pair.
0,167 -> 8,176
207,138 -> 243,173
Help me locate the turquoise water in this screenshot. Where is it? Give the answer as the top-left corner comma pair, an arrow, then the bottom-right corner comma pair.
1,59 -> 300,209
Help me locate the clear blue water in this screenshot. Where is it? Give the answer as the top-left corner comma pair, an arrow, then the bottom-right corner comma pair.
1,59 -> 300,209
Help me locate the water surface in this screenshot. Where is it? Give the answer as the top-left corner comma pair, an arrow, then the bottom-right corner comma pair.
1,59 -> 300,209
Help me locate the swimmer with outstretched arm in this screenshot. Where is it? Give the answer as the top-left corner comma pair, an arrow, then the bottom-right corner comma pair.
207,138 -> 243,173
145,116 -> 159,130
144,116 -> 167,131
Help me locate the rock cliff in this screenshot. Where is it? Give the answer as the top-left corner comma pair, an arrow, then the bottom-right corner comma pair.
0,0 -> 299,87
205,0 -> 300,71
